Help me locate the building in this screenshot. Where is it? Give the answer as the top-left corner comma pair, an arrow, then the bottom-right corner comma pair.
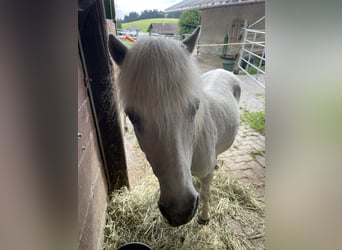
125,25 -> 142,37
147,23 -> 179,37
165,0 -> 265,56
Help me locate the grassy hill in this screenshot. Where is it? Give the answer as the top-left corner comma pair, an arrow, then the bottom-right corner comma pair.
122,18 -> 178,33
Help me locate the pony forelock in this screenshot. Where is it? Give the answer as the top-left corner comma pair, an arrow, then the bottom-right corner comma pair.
117,37 -> 202,133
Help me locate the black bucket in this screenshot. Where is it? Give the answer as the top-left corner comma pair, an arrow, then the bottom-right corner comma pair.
117,242 -> 152,250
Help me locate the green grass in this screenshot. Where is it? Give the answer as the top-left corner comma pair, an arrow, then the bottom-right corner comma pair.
122,18 -> 179,32
239,57 -> 265,75
239,65 -> 265,75
241,109 -> 265,134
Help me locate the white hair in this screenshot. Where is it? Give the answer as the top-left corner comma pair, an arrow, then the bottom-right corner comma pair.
117,37 -> 202,133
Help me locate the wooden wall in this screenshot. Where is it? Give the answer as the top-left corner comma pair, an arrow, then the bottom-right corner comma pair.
78,58 -> 108,250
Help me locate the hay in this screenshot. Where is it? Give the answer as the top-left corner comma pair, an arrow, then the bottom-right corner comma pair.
103,169 -> 264,249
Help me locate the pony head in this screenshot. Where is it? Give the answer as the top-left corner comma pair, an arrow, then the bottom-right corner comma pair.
109,26 -> 202,226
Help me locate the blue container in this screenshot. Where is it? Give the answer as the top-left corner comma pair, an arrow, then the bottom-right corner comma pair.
222,60 -> 235,72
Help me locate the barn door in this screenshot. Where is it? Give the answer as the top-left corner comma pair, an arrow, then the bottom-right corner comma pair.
230,19 -> 245,42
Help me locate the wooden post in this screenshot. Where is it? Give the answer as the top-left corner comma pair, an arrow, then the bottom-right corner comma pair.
233,19 -> 248,74
79,0 -> 129,192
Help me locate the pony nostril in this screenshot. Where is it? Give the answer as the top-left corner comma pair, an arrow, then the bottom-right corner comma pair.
195,195 -> 199,210
158,203 -> 169,219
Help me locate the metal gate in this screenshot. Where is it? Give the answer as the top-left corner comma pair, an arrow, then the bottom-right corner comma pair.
238,23 -> 265,88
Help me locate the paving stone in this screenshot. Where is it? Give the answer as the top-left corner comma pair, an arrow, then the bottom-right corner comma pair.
253,144 -> 264,152
255,155 -> 265,167
258,136 -> 265,143
255,189 -> 266,200
237,145 -> 253,151
234,149 -> 253,156
229,150 -> 243,157
233,169 -> 254,179
234,161 -> 261,171
247,131 -> 260,137
252,164 -> 265,178
239,126 -> 249,132
229,169 -> 254,180
240,140 -> 253,146
221,160 -> 232,166
235,134 -> 242,141
233,154 -> 254,163
229,162 -> 253,171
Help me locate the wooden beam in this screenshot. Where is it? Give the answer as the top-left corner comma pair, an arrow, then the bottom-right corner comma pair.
79,0 -> 129,192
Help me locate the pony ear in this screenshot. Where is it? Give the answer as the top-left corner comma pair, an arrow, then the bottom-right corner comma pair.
182,26 -> 201,54
108,34 -> 128,65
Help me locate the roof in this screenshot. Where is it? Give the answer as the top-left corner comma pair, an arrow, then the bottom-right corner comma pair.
147,23 -> 179,35
165,0 -> 265,12
126,26 -> 142,31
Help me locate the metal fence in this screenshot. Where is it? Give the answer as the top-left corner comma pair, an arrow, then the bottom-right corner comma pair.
238,28 -> 265,88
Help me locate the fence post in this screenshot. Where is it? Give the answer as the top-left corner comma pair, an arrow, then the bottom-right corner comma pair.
238,27 -> 248,71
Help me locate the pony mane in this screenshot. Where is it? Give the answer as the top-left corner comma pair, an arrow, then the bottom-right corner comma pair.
117,37 -> 202,132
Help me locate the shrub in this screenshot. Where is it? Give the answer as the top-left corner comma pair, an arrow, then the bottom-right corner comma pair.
178,10 -> 200,36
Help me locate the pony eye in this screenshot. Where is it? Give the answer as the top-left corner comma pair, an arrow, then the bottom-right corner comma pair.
189,98 -> 200,118
194,98 -> 200,111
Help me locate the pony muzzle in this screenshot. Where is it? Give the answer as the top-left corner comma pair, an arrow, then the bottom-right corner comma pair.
158,195 -> 199,227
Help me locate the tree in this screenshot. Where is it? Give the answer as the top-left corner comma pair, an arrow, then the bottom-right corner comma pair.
140,9 -> 164,19
122,9 -> 166,23
123,11 -> 139,22
116,19 -> 122,29
178,10 -> 200,36
167,11 -> 182,18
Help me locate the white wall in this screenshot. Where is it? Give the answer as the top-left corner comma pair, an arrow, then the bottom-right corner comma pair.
199,2 -> 265,56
